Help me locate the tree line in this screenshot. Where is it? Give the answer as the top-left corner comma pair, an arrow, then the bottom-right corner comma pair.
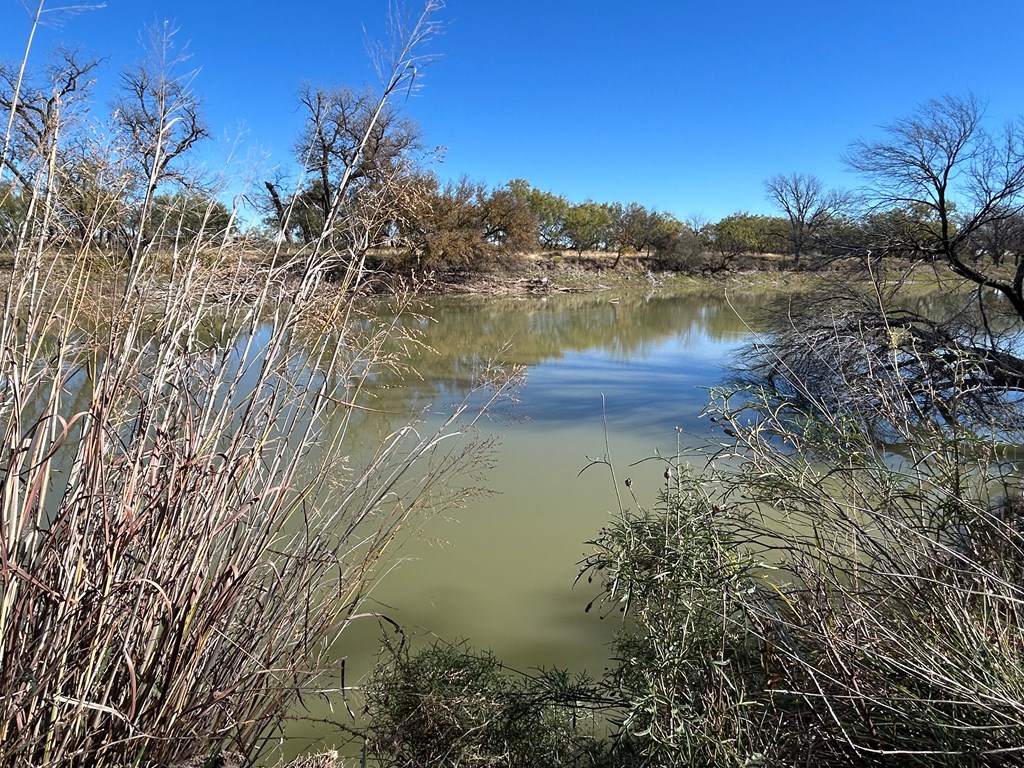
7,41 -> 1023,283
0,32 -> 238,257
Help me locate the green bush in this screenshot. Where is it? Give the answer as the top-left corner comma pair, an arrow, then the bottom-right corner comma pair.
574,294 -> 1024,767
362,639 -> 611,768
580,475 -> 771,768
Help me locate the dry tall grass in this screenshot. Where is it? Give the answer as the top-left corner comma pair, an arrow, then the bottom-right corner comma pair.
714,297 -> 1024,766
0,2 -> 507,765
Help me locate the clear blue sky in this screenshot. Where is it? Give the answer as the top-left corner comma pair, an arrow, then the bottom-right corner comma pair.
3,0 -> 1024,222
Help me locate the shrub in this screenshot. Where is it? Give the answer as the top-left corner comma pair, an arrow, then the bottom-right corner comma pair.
576,283 -> 1024,766
710,305 -> 1024,765
707,323 -> 1024,766
580,474 -> 772,768
362,639 -> 611,768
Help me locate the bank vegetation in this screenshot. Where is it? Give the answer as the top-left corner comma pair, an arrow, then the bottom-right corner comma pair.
355,97 -> 1024,767
6,0 -> 1024,764
0,2 -> 520,766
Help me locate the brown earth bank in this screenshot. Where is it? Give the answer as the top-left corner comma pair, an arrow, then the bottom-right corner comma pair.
373,249 -> 816,297
0,246 -> 834,302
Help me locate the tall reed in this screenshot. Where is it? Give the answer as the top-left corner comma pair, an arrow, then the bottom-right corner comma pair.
0,2 -> 505,765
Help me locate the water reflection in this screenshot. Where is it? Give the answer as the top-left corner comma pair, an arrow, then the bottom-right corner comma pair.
365,289 -> 758,430
274,284 -> 782,757
282,286 -> 771,754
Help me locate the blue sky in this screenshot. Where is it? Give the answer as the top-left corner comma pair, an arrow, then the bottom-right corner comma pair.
3,1 -> 1024,222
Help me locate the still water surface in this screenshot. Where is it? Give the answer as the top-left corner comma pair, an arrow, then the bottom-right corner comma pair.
291,285 -> 770,751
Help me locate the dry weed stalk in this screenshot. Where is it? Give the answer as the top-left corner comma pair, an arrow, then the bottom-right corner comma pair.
713,296 -> 1024,765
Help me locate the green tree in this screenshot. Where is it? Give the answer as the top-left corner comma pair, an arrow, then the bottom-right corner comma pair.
277,177 -> 329,245
969,208 -> 1024,266
646,213 -> 708,271
855,202 -> 957,261
711,212 -> 787,259
609,202 -> 662,265
564,201 -> 613,255
147,191 -> 232,247
481,182 -> 538,251
55,137 -> 135,248
509,179 -> 570,250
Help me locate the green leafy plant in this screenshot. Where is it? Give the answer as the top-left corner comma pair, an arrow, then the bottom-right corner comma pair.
362,638 -> 611,768
579,472 -> 770,768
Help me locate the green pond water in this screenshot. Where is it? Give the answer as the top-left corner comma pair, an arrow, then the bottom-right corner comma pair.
282,284 -> 770,755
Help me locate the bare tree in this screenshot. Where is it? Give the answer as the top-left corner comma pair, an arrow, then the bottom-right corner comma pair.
0,48 -> 99,191
742,97 -> 1024,438
0,1 -> 103,190
263,177 -> 291,243
113,20 -> 208,246
847,94 -> 1024,320
764,172 -> 849,266
276,84 -> 420,244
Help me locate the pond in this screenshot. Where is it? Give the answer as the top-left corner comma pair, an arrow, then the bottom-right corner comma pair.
286,283 -> 776,754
